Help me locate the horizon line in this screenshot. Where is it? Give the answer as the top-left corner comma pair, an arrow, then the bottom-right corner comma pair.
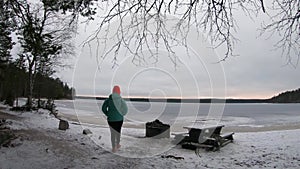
75,94 -> 270,100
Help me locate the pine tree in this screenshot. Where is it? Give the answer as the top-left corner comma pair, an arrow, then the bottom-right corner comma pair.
8,1 -> 73,108
0,1 -> 15,101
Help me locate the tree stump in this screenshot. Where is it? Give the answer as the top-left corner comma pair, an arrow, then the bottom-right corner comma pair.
58,119 -> 69,130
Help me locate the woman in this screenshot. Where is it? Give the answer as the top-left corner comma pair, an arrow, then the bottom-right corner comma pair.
102,85 -> 128,152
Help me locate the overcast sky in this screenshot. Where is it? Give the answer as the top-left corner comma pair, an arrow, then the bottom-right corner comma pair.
56,6 -> 299,99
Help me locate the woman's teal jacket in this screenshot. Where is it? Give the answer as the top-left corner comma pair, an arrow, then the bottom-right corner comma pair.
102,93 -> 128,122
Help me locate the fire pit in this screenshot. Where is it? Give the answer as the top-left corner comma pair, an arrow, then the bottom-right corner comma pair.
145,119 -> 170,138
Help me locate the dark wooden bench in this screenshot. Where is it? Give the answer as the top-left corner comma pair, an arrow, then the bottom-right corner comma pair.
177,125 -> 234,151
183,125 -> 224,143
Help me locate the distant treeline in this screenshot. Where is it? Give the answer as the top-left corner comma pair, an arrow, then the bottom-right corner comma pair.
268,88 -> 300,103
91,96 -> 266,103
0,63 -> 75,106
76,88 -> 300,103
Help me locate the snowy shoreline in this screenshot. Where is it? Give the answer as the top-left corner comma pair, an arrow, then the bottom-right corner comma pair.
1,104 -> 300,169
56,110 -> 300,134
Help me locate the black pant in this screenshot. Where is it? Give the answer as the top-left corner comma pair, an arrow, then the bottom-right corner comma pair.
108,121 -> 123,148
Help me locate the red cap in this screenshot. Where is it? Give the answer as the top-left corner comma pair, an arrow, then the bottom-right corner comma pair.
112,85 -> 121,95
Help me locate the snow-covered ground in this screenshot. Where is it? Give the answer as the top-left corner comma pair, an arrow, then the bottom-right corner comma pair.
1,103 -> 300,169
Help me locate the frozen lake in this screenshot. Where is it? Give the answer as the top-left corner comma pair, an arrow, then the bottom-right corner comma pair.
55,99 -> 300,131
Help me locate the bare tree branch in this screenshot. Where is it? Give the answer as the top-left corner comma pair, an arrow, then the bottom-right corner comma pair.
82,0 -> 266,66
47,0 -> 298,66
261,0 -> 299,66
